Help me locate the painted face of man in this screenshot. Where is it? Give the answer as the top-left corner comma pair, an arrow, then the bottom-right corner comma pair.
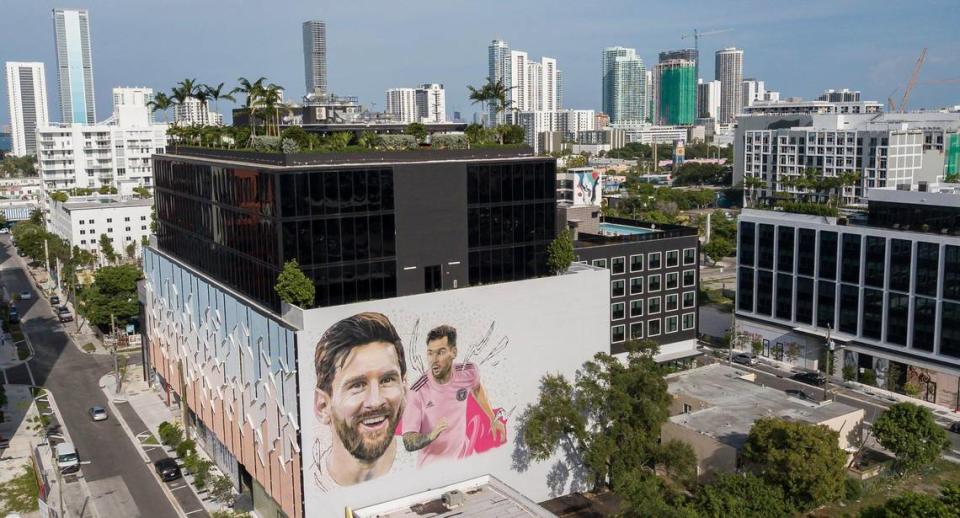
426,336 -> 456,383
316,341 -> 405,462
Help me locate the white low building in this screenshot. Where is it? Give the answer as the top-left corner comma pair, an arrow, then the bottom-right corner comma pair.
48,195 -> 153,262
0,178 -> 43,200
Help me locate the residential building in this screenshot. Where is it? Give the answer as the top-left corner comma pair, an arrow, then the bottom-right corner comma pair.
611,122 -> 688,145
663,364 -> 863,477
819,89 -> 861,103
53,8 -> 96,124
507,109 -> 596,153
697,79 -> 721,120
736,109 -> 960,206
5,62 -> 49,156
302,20 -> 328,96
491,45 -> 559,117
48,195 -> 152,262
744,98 -> 883,116
385,88 -> 418,123
715,48 -> 743,124
595,112 -> 611,129
735,187 -> 960,411
602,47 -> 647,124
144,145 -> 612,516
741,78 -> 765,110
415,83 -> 446,123
655,59 -> 697,125
0,178 -> 43,199
173,97 -> 223,126
487,39 -> 511,125
37,87 -> 168,199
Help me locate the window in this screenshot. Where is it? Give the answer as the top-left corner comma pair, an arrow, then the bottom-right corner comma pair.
630,322 -> 644,340
946,246 -> 960,301
682,291 -> 695,308
141,216 -> 146,221
838,284 -> 858,334
682,312 -> 695,330
756,270 -> 773,316
80,240 -> 86,244
665,272 -> 679,290
666,315 -> 679,333
683,248 -> 696,265
913,296 -> 936,352
915,242 -> 939,297
776,273 -> 792,321
630,254 -> 644,272
940,302 -> 960,358
647,274 -> 661,292
612,302 -> 625,320
124,217 -> 130,222
125,227 -> 131,231
864,236 -> 886,288
777,226 -> 795,272
78,220 -> 84,225
141,225 -> 147,230
79,230 -> 85,235
424,265 -> 441,293
740,222 -> 756,266
630,300 -> 644,317
611,325 -> 625,343
106,218 -> 112,223
841,234 -> 861,284
683,269 -> 695,287
817,280 -> 835,328
682,403 -> 692,414
648,252 -> 662,270
819,231 -> 838,280
666,250 -> 679,267
648,297 -> 661,314
107,228 -> 113,233
797,228 -> 816,276
647,319 -> 661,336
758,224 -> 775,269
738,267 -> 754,312
630,277 -> 644,295
888,239 -> 911,292
861,288 -> 883,340
665,294 -> 678,312
611,257 -> 625,275
612,280 -> 625,297
886,293 -> 908,346
592,258 -> 607,269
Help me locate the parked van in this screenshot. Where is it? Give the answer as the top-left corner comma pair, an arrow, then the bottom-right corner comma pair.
55,442 -> 80,473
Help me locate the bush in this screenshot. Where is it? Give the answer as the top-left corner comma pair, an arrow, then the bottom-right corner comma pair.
843,365 -> 856,382
378,134 -> 417,151
158,421 -> 183,448
845,477 -> 863,501
176,439 -> 197,459
193,459 -> 213,489
860,369 -> 877,386
249,136 -> 280,152
431,133 -> 469,150
280,138 -> 300,154
82,342 -> 96,353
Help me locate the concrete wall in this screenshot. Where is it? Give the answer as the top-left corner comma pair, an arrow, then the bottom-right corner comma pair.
817,409 -> 865,452
661,421 -> 737,477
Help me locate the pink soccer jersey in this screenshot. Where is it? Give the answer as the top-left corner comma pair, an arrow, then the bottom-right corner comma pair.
401,362 -> 480,467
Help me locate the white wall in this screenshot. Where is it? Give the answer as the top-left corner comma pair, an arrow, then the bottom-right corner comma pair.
298,267 -> 609,515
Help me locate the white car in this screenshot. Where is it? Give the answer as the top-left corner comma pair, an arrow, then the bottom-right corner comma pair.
18,291 -> 31,300
0,228 -> 9,234
88,406 -> 108,422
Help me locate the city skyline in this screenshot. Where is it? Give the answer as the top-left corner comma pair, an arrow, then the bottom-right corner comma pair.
0,0 -> 958,128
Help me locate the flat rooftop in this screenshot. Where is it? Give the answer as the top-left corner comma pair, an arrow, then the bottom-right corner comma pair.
574,216 -> 697,247
351,475 -> 555,518
667,364 -> 860,449
60,196 -> 153,211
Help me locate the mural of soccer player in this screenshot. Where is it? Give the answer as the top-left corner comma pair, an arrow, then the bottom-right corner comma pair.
401,324 -> 507,467
313,312 -> 407,490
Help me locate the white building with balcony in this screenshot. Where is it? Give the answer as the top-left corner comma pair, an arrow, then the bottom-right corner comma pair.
48,195 -> 153,262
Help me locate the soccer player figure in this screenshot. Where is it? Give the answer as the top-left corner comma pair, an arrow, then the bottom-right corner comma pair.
313,312 -> 408,490
401,325 -> 506,467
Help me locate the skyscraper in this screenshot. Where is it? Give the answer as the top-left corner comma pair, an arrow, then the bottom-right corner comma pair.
715,47 -> 743,123
488,40 -> 511,125
302,20 -> 328,97
53,8 -> 95,124
697,79 -> 721,119
5,62 -> 49,156
602,47 -> 647,124
659,48 -> 699,84
386,88 -> 418,123
487,40 -> 560,125
416,83 -> 446,123
741,78 -> 766,109
655,59 -> 696,125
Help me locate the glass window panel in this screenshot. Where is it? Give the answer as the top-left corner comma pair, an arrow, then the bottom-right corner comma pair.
758,224 -> 775,269
797,228 -> 816,276
380,170 -> 394,210
945,246 -> 960,301
941,301 -> 960,358
756,270 -> 773,316
819,231 -> 838,280
864,236 -> 886,288
841,234 -> 861,284
739,222 -> 755,267
738,267 -> 754,312
777,226 -> 795,272
817,280 -> 835,328
915,242 -> 939,297
795,276 -> 814,325
862,288 -> 883,340
776,273 -> 792,321
913,296 -> 935,352
838,284 -> 858,334
888,239 -> 911,292
886,293 -> 909,346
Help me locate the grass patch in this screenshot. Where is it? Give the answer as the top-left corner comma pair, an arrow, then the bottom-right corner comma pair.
82,342 -> 96,353
699,287 -> 734,310
0,463 -> 40,514
812,460 -> 960,516
16,344 -> 29,361
29,387 -> 45,397
141,434 -> 159,445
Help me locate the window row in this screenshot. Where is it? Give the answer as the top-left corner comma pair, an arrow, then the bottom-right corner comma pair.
611,292 -> 696,319
467,162 -> 556,205
468,245 -> 550,286
597,248 -> 697,275
611,313 -> 695,343
279,168 -> 395,217
467,203 -> 556,248
609,271 -> 697,296
281,215 -> 397,266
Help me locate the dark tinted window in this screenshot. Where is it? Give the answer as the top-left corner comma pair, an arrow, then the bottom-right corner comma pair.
777,226 -> 794,272
838,284 -> 858,334
862,288 -> 883,340
886,293 -> 909,346
758,224 -> 775,269
797,228 -> 816,276
941,301 -> 960,358
739,222 -> 755,267
841,234 -> 861,284
864,236 -> 886,288
818,231 -> 837,280
945,245 -> 960,301
756,270 -> 773,316
915,242 -> 939,297
888,239 -> 911,292
738,267 -> 754,312
795,277 -> 814,325
913,297 -> 936,352
775,273 -> 792,320
817,280 -> 835,328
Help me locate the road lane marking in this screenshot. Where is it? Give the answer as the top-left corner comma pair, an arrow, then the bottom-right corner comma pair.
184,509 -> 206,515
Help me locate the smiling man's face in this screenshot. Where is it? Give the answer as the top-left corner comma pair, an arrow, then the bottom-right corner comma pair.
317,341 -> 405,462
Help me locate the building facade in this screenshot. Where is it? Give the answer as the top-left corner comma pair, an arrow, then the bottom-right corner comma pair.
714,48 -> 743,124
602,47 -> 647,124
5,62 -> 49,156
173,97 -> 223,126
741,79 -> 765,110
53,8 -> 96,124
385,88 -> 418,123
819,89 -> 861,102
302,20 -> 328,96
487,40 -> 511,125
508,109 -> 596,153
48,195 -> 152,261
655,59 -> 697,125
659,49 -> 699,87
415,83 -> 446,123
697,79 -> 721,120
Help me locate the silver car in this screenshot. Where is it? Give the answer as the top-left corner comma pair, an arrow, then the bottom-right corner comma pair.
88,406 -> 108,422
732,352 -> 758,366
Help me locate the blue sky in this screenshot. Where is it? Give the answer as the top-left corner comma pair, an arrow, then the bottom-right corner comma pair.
2,0 -> 958,126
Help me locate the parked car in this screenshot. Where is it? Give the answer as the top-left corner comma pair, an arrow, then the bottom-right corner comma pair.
8,306 -> 19,323
50,295 -> 60,306
18,291 -> 31,300
55,442 -> 80,474
732,352 -> 757,366
57,307 -> 73,323
791,371 -> 827,387
88,406 -> 107,422
154,458 -> 182,482
950,421 -> 960,434
0,227 -> 9,234
785,389 -> 812,401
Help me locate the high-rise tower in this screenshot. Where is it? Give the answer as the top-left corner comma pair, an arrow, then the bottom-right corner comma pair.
715,47 -> 743,123
655,59 -> 697,125
303,20 -> 328,96
53,8 -> 95,124
602,47 -> 647,124
5,62 -> 49,156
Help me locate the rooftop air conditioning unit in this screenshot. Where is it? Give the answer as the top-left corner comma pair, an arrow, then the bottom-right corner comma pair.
442,490 -> 466,509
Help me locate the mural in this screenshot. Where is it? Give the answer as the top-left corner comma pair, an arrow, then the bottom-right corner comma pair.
573,170 -> 601,206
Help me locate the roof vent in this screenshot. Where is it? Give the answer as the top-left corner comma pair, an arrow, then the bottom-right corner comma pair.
442,490 -> 466,509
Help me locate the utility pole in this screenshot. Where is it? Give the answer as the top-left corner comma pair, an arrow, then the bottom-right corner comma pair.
823,325 -> 834,402
111,313 -> 120,395
728,310 -> 736,363
43,238 -> 51,284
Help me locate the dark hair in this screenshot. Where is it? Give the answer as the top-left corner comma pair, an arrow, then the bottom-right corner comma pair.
315,312 -> 405,394
426,324 -> 457,348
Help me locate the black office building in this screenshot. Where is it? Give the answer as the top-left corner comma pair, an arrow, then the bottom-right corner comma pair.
153,147 -> 557,311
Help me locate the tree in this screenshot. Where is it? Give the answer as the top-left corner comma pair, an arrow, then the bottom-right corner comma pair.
655,439 -> 697,489
50,191 -> 69,203
202,82 -> 236,122
464,123 -> 490,147
208,475 -> 235,507
274,260 -> 315,308
99,234 -> 117,264
232,76 -> 268,137
357,131 -> 382,149
132,186 -> 151,199
146,92 -> 173,124
496,124 -> 525,145
872,403 -> 949,474
693,473 -> 796,518
125,242 -> 137,259
858,491 -> 954,518
78,264 -> 141,327
740,418 -> 846,509
703,238 -> 733,263
405,122 -> 427,143
280,126 -> 311,149
522,340 -> 670,492
546,230 -> 575,275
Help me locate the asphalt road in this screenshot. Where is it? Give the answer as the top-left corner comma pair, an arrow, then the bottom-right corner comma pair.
1,236 -> 179,518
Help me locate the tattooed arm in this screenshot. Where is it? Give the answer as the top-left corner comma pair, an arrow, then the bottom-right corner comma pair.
402,419 -> 449,451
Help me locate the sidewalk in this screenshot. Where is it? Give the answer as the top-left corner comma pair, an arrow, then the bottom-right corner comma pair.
100,369 -> 211,518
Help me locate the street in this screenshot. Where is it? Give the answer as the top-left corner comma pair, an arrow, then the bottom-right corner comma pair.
0,236 -> 179,518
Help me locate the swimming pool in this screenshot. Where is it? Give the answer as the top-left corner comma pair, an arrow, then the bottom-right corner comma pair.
599,223 -> 657,236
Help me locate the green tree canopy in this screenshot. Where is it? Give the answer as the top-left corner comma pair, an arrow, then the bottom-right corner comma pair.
546,230 -> 575,275
522,340 -> 670,492
740,417 -> 847,509
872,403 -> 950,474
858,490 -> 955,518
703,238 -> 733,263
692,473 -> 796,518
405,122 -> 427,143
99,234 -> 117,264
78,264 -> 142,327
50,191 -> 69,203
274,260 -> 315,308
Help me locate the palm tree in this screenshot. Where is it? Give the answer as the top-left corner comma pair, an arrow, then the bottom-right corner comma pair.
202,82 -> 236,125
170,78 -> 199,128
467,82 -> 493,122
232,77 -> 267,137
146,92 -> 173,124
259,83 -> 284,137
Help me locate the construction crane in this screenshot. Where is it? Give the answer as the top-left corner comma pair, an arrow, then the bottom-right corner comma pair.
923,78 -> 960,84
680,28 -> 734,55
887,88 -> 899,112
898,48 -> 927,113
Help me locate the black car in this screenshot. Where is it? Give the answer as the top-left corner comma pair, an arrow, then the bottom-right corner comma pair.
950,421 -> 960,434
154,458 -> 182,481
791,371 -> 827,387
8,306 -> 19,323
57,306 -> 73,323
50,295 -> 60,306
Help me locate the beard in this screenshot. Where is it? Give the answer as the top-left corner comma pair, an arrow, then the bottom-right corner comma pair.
432,362 -> 453,383
333,400 -> 403,463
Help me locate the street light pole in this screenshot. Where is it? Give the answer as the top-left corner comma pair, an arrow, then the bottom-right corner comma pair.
824,325 -> 834,402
